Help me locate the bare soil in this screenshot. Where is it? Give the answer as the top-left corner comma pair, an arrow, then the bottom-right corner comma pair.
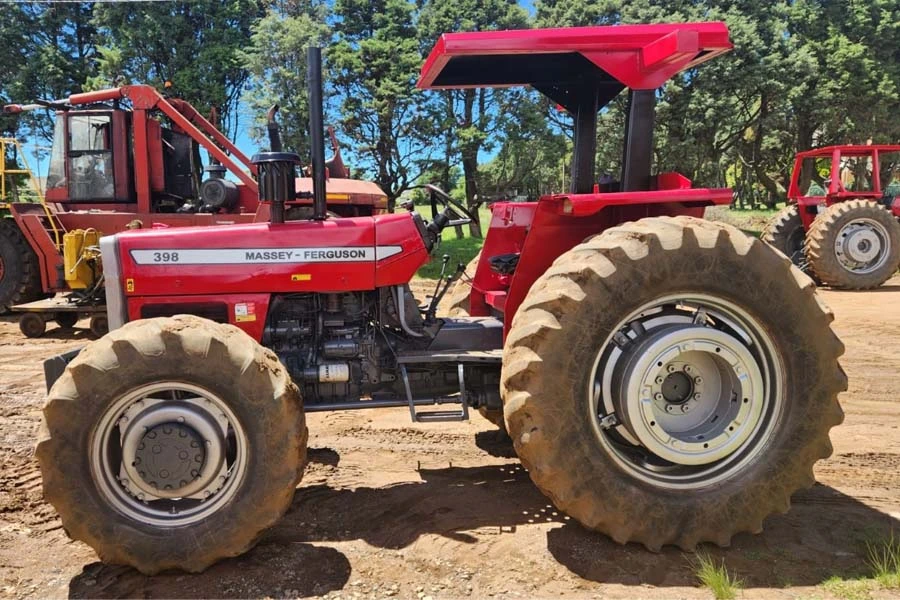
2,278 -> 900,599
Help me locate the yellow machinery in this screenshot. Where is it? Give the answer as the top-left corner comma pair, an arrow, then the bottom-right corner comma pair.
63,228 -> 102,290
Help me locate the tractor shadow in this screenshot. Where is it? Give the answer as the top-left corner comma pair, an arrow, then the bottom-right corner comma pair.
68,449 -> 900,595
276,452 -> 900,589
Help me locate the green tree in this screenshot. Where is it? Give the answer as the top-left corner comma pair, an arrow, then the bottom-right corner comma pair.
416,0 -> 529,236
89,0 -> 265,138
239,0 -> 332,156
329,0 -> 439,209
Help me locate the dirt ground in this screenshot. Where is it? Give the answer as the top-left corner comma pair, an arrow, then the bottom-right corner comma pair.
2,277 -> 900,599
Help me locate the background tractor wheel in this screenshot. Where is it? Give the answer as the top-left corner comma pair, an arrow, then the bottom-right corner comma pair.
442,251 -> 504,429
804,200 -> 900,289
0,219 -> 43,313
89,314 -> 108,338
55,312 -> 79,329
19,312 -> 45,338
501,216 -> 845,550
762,204 -> 806,267
36,315 -> 307,574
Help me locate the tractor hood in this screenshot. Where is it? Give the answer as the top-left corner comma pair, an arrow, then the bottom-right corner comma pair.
101,213 -> 429,331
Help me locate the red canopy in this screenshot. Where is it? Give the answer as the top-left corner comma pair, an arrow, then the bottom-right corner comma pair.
418,22 -> 732,111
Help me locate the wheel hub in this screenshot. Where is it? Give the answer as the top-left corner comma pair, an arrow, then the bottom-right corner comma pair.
133,423 -> 206,493
834,219 -> 890,273
842,228 -> 880,263
610,322 -> 765,467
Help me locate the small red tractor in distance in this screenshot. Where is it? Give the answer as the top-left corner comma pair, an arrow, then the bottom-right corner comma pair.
1,87 -> 386,336
763,144 -> 900,289
37,26 -> 845,575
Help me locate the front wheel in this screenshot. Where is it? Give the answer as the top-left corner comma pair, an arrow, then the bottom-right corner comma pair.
501,216 -> 845,550
36,315 -> 307,574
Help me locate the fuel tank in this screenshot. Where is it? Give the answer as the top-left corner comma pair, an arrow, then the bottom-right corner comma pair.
112,213 -> 430,297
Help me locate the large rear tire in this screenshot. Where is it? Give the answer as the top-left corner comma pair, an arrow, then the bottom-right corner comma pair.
804,200 -> 900,289
501,216 -> 845,550
36,315 -> 307,574
0,219 -> 43,312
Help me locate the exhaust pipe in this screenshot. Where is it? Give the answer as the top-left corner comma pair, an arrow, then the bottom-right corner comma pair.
307,46 -> 327,221
266,104 -> 283,152
253,105 -> 299,223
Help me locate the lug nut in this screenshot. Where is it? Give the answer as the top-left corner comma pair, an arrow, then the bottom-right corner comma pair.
681,405 -> 690,413
694,376 -> 703,384
654,392 -> 664,401
666,365 -> 677,373
665,405 -> 674,413
683,365 -> 693,374
655,376 -> 664,385
693,392 -> 701,400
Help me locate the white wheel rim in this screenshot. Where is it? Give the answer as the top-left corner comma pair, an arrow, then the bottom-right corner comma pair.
589,294 -> 784,490
834,218 -> 891,274
91,382 -> 249,526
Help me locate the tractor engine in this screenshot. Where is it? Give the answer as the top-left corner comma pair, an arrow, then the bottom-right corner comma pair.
261,288 -> 474,408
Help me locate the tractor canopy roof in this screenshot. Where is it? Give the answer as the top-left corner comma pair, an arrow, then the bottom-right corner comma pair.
796,144 -> 900,159
418,22 -> 732,112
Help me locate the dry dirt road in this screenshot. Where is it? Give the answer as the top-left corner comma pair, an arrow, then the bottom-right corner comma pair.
2,277 -> 900,599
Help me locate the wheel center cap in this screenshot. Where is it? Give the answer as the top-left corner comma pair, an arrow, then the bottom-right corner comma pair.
134,423 -> 205,492
661,371 -> 694,404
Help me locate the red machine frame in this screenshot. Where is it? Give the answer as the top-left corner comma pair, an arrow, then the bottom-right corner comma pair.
5,86 -> 388,296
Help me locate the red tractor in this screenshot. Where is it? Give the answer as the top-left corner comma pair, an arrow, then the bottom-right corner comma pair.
2,87 -> 386,336
763,144 -> 900,289
37,26 -> 844,574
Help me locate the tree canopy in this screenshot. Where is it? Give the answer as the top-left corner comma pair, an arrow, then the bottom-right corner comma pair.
1,0 -> 897,208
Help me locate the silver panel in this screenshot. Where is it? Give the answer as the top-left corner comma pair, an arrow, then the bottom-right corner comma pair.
99,235 -> 126,330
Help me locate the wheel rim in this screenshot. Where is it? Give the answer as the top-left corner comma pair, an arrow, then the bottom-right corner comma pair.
589,294 -> 784,489
834,218 -> 891,274
91,382 -> 248,526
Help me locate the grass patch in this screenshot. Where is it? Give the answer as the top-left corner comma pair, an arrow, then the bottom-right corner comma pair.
867,534 -> 900,588
823,576 -> 876,600
694,553 -> 742,600
414,205 -> 490,280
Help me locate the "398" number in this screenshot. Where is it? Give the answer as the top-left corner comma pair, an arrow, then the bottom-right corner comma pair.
152,252 -> 180,263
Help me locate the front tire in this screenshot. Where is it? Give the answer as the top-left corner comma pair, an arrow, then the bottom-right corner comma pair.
501,216 -> 845,550
805,200 -> 900,289
36,315 -> 307,574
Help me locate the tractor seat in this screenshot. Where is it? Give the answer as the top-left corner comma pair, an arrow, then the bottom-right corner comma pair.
489,253 -> 519,275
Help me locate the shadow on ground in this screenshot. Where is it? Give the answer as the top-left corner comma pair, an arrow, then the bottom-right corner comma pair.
68,448 -> 899,596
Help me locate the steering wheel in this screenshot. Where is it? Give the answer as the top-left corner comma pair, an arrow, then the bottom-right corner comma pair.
421,184 -> 477,227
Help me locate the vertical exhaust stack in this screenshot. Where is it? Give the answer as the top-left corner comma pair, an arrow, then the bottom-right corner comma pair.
307,46 -> 327,221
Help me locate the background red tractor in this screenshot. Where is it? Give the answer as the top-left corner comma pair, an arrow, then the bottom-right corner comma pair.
763,144 -> 900,289
37,25 -> 844,574
1,88 -> 387,336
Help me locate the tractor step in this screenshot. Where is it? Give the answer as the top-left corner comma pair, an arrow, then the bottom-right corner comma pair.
400,363 -> 471,423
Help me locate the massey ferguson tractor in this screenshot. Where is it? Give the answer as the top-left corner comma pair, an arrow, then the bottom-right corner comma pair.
1,86 -> 386,336
763,144 -> 900,289
37,25 -> 845,575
